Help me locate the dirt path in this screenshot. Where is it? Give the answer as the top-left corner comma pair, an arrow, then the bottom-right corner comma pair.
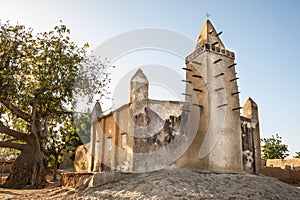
0,181 -> 76,200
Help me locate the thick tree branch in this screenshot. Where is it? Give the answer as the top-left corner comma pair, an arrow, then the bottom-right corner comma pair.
39,116 -> 49,140
31,101 -> 37,138
0,140 -> 29,151
0,121 -> 30,142
0,98 -> 31,122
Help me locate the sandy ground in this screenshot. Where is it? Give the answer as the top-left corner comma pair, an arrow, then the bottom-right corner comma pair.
0,169 -> 300,200
79,169 -> 300,200
0,182 -> 75,200
0,174 -> 77,200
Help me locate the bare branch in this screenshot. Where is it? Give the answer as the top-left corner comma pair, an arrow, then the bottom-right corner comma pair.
0,121 -> 31,142
0,98 -> 31,122
0,140 -> 29,151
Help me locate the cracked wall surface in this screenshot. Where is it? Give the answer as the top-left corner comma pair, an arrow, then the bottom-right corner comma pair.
74,20 -> 261,174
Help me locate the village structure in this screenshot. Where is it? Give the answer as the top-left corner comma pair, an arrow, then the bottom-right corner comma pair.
74,19 -> 262,175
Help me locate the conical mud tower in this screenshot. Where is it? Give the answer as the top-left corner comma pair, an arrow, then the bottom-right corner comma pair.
177,20 -> 243,171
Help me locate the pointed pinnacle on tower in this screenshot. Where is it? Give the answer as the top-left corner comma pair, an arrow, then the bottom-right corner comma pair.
130,68 -> 148,84
91,101 -> 103,123
130,68 -> 149,103
197,20 -> 225,49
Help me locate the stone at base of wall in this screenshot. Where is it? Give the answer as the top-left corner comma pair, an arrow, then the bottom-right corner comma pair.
61,172 -> 94,189
74,144 -> 91,173
60,172 -> 134,189
92,172 -> 133,187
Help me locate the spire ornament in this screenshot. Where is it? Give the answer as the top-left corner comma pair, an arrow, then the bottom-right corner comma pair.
205,12 -> 210,18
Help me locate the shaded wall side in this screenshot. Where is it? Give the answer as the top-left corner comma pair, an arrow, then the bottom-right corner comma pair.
241,117 -> 256,173
175,52 -> 209,169
205,51 -> 242,171
177,46 -> 243,171
242,99 -> 262,173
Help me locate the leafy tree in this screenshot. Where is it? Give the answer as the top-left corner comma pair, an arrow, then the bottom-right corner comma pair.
72,111 -> 91,146
294,152 -> 300,158
261,134 -> 289,160
0,21 -> 109,188
44,111 -> 91,182
44,115 -> 72,182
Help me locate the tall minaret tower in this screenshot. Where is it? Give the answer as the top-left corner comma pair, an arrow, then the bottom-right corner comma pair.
180,20 -> 243,171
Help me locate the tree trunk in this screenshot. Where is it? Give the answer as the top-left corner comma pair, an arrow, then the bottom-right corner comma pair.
52,161 -> 57,182
3,140 -> 47,189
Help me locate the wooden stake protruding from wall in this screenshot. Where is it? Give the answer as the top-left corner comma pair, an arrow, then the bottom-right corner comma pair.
231,91 -> 240,96
216,31 -> 223,36
215,73 -> 224,78
218,104 -> 227,108
181,93 -> 192,97
215,87 -> 224,92
192,74 -> 202,78
182,80 -> 192,83
230,77 -> 239,82
191,61 -> 202,65
182,67 -> 192,71
193,88 -> 202,92
228,63 -> 237,68
213,58 -> 222,64
232,107 -> 242,111
212,41 -> 219,46
192,103 -> 203,108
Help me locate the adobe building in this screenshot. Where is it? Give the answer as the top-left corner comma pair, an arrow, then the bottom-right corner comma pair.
74,20 -> 261,174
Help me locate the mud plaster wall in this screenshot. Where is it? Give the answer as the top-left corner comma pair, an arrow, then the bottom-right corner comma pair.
96,105 -> 134,172
176,41 -> 243,171
132,108 -> 187,172
261,167 -> 300,184
88,99 -> 186,173
74,20 -> 263,174
266,158 -> 300,171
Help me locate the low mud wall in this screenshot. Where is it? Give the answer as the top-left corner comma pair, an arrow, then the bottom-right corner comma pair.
261,167 -> 300,184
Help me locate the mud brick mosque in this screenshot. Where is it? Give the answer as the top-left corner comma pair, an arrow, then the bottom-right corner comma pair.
75,20 -> 261,174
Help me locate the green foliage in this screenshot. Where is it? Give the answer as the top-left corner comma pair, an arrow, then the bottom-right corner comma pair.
0,147 -> 19,160
294,152 -> 300,158
45,110 -> 91,167
73,111 -> 91,145
261,134 -> 289,160
44,111 -> 91,167
0,21 -> 109,163
1,23 -> 83,117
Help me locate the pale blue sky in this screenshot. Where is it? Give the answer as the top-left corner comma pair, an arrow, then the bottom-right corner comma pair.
1,0 -> 299,156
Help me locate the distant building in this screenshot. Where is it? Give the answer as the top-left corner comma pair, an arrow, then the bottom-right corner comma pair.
75,20 -> 261,174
